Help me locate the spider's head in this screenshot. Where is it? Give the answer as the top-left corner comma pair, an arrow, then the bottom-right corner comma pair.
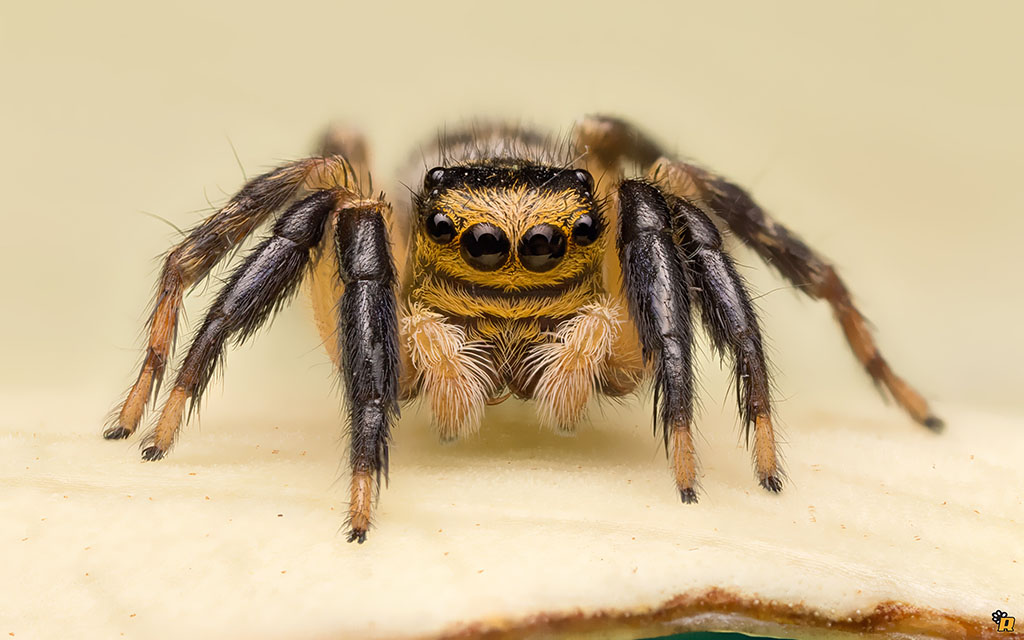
412,164 -> 604,290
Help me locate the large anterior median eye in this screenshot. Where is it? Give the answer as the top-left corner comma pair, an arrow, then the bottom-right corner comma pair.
518,224 -> 567,272
425,212 -> 455,244
460,223 -> 510,271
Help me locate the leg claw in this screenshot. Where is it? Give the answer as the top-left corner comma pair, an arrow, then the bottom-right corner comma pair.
103,426 -> 133,440
141,446 -> 166,462
760,474 -> 784,493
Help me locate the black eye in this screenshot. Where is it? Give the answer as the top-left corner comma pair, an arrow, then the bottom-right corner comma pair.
518,224 -> 567,272
572,213 -> 601,246
425,211 -> 455,243
424,167 -> 446,188
573,169 -> 594,193
460,223 -> 510,271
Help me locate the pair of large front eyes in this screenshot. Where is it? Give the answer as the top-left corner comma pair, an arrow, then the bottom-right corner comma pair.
425,213 -> 601,272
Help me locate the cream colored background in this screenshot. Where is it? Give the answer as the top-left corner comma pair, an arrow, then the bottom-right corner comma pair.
2,1 -> 1023,638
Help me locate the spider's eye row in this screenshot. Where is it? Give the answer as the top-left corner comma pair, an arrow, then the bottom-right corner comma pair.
519,224 -> 567,273
424,167 -> 446,188
573,169 -> 594,193
425,211 -> 456,244
460,223 -> 510,272
572,213 -> 601,246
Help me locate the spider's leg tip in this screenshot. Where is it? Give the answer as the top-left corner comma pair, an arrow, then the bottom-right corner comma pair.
103,426 -> 132,440
923,415 -> 945,433
679,488 -> 699,504
759,474 -> 784,494
347,529 -> 367,544
140,446 -> 166,462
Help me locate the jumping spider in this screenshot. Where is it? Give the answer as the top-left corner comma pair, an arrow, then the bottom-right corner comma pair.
105,116 -> 942,542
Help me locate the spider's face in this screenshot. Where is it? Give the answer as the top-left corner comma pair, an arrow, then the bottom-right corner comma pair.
413,165 -> 603,290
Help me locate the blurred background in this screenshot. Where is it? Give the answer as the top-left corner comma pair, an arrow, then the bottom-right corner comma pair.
1,0 -> 1021,450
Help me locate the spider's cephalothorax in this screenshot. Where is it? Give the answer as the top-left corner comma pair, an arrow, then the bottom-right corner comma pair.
105,116 -> 943,543
404,162 -> 623,432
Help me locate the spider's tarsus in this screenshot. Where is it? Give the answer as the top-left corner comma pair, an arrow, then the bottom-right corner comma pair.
923,415 -> 945,433
141,446 -> 166,462
759,474 -> 784,493
679,488 -> 699,504
347,529 -> 367,544
103,426 -> 132,440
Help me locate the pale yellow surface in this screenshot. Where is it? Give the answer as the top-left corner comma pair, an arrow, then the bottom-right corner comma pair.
1,1 -> 1022,639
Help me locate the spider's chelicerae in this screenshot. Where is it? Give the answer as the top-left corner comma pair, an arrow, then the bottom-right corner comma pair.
106,116 -> 942,542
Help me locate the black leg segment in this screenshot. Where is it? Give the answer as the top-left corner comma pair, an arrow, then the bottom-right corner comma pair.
670,196 -> 783,492
683,166 -> 942,431
616,180 -> 699,502
106,157 -> 351,441
335,199 -> 400,543
141,189 -> 339,459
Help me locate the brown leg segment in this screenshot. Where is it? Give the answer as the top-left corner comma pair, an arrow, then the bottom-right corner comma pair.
656,159 -> 942,431
529,299 -> 623,431
105,157 -> 353,441
140,189 -> 344,459
616,180 -> 700,503
670,422 -> 699,503
668,195 -> 783,491
348,470 -> 373,540
400,304 -> 494,440
334,199 -> 401,543
577,115 -> 940,431
318,123 -> 371,191
575,114 -> 662,170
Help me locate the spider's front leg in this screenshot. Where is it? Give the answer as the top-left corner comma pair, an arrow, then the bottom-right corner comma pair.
334,199 -> 401,543
579,114 -> 941,430
670,196 -> 783,491
658,160 -> 943,430
140,189 -> 346,459
616,180 -> 700,501
106,157 -> 353,440
399,304 -> 495,440
528,299 -> 639,431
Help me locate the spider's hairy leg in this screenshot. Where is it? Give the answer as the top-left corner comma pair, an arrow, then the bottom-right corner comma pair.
335,199 -> 400,544
529,299 -> 624,431
105,157 -> 354,440
139,190 -> 344,460
671,196 -> 783,492
400,304 -> 494,440
656,159 -> 943,431
578,115 -> 939,430
318,123 -> 372,192
616,180 -> 700,503
575,114 -> 663,172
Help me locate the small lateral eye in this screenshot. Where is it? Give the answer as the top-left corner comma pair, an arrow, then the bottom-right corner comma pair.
425,211 -> 455,243
572,213 -> 601,246
573,169 -> 594,193
424,167 -> 445,188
